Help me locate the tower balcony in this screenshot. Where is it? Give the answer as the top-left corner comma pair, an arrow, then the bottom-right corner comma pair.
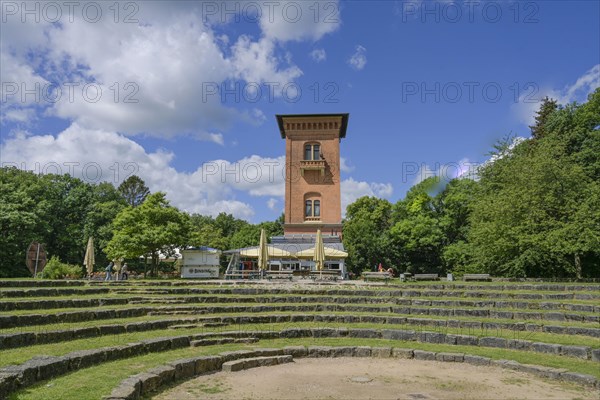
300,160 -> 326,176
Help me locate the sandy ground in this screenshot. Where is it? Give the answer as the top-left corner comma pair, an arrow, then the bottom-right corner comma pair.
155,358 -> 596,400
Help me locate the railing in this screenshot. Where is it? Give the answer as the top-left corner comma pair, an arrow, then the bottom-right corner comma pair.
300,160 -> 326,176
304,216 -> 321,222
301,160 -> 326,168
225,253 -> 240,276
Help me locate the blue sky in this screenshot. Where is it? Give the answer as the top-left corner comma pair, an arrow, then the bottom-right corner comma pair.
1,0 -> 599,222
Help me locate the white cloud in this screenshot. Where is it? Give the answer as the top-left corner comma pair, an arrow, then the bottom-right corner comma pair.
310,48 -> 327,62
1,108 -> 38,124
0,123 -> 285,219
0,1 -> 341,139
513,64 -> 600,126
259,1 -> 341,42
340,157 -> 355,173
267,198 -> 279,211
341,178 -> 393,215
231,36 -> 303,86
0,52 -> 49,124
348,45 -> 367,71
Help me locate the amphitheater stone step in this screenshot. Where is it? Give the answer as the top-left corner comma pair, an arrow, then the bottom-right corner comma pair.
190,337 -> 259,347
222,355 -> 293,372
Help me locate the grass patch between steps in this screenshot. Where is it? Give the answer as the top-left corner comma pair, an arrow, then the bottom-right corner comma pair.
1,321 -> 598,368
8,338 -> 600,400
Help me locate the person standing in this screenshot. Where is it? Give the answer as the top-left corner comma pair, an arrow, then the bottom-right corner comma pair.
121,263 -> 128,280
105,262 -> 114,281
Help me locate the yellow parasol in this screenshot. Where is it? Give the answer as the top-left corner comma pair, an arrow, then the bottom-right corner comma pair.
239,246 -> 292,258
83,237 -> 95,278
314,229 -> 325,277
258,228 -> 269,276
295,247 -> 348,258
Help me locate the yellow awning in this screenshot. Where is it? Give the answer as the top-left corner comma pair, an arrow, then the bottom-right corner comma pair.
239,246 -> 293,258
295,246 -> 348,258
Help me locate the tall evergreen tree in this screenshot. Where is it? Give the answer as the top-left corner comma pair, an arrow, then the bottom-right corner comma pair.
530,96 -> 558,140
118,175 -> 150,207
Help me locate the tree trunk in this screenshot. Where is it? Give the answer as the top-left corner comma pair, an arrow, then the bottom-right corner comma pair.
574,253 -> 582,280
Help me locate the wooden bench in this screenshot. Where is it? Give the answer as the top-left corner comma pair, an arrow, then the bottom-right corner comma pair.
413,274 -> 439,281
310,270 -> 340,281
362,272 -> 391,282
463,273 -> 491,281
266,270 -> 293,281
224,271 -> 260,280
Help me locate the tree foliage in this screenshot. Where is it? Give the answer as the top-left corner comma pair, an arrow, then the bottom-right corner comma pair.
105,192 -> 190,275
529,96 -> 558,140
0,169 -> 127,276
118,175 -> 150,207
343,197 -> 394,274
467,89 -> 600,278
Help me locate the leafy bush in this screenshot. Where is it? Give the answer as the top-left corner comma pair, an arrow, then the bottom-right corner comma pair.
40,256 -> 83,279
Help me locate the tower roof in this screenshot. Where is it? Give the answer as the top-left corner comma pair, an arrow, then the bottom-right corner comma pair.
276,113 -> 349,139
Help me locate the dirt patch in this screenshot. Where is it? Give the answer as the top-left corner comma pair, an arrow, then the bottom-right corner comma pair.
155,358 -> 596,400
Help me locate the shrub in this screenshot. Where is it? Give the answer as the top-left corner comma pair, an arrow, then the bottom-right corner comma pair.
40,256 -> 83,279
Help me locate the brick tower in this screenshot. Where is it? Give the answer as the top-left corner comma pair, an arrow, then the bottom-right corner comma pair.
276,113 -> 349,238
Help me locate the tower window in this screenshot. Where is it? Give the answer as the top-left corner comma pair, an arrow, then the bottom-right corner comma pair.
305,199 -> 321,219
304,143 -> 321,161
305,200 -> 312,217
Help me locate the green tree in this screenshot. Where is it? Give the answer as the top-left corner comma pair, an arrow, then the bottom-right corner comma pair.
389,178 -> 445,274
468,89 -> 600,278
83,182 -> 128,269
189,223 -> 229,250
343,196 -> 394,274
229,224 -> 261,249
436,178 -> 479,273
105,192 -> 190,275
529,96 -> 558,140
0,168 -> 44,276
37,173 -> 95,266
118,175 -> 150,207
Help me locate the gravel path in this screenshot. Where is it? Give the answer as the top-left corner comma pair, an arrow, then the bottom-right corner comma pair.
156,358 -> 595,400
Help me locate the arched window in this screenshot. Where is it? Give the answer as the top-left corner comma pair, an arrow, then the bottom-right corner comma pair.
304,143 -> 321,161
304,195 -> 321,220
